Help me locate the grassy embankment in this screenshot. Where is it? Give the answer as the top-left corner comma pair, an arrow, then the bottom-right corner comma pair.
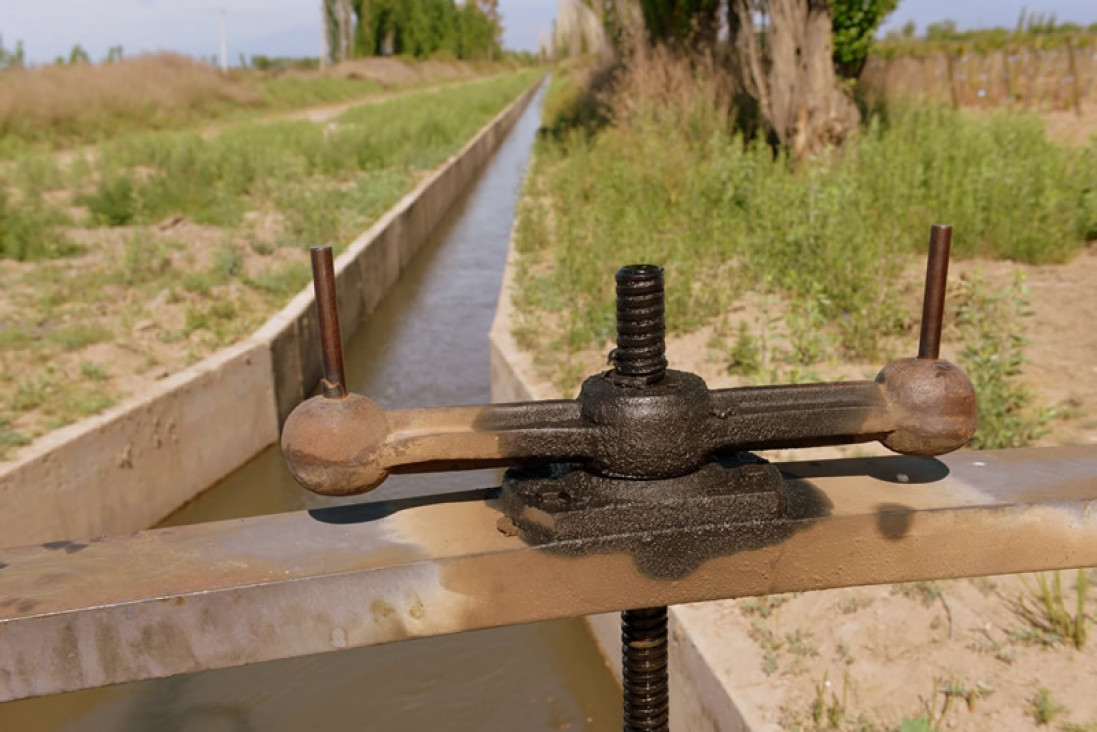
0,69 -> 541,458
0,53 -> 529,157
511,56 -> 1097,730
513,56 -> 1096,449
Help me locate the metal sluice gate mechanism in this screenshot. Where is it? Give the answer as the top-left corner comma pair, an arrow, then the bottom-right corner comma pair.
282,225 -> 978,731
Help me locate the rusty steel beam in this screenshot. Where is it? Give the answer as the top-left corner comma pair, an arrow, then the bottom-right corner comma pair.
2,444 -> 1096,703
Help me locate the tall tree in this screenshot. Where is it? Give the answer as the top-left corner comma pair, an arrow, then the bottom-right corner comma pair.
730,0 -> 862,156
619,0 -> 895,155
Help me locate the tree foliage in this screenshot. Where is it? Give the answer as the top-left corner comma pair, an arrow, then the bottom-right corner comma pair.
326,0 -> 501,62
638,0 -> 721,44
831,0 -> 898,78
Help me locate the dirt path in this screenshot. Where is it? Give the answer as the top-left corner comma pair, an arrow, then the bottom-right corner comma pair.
50,73 -> 499,168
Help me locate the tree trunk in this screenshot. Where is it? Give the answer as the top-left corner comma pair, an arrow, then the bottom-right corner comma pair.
732,0 -> 860,157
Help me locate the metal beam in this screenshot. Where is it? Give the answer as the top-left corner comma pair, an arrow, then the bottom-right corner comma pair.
2,445 -> 1097,703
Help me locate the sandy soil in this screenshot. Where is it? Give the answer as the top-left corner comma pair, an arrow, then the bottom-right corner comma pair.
1036,104 -> 1097,147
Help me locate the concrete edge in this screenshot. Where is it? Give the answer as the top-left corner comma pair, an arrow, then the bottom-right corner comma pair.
0,77 -> 544,547
486,156 -> 768,732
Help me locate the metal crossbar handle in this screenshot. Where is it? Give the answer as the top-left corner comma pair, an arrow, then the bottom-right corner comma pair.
2,445 -> 1097,703
283,226 -> 975,497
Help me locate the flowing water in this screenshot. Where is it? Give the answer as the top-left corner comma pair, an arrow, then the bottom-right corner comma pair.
0,82 -> 623,732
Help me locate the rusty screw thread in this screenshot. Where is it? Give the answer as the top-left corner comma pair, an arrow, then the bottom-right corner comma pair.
918,224 -> 952,360
614,265 -> 670,729
622,606 -> 670,732
613,265 -> 667,386
309,246 -> 347,399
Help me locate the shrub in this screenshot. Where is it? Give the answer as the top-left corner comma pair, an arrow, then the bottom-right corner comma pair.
84,174 -> 136,226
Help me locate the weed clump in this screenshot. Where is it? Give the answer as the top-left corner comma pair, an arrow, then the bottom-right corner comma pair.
0,190 -> 78,261
1030,687 -> 1067,726
84,174 -> 137,226
1016,570 -> 1090,650
955,271 -> 1053,449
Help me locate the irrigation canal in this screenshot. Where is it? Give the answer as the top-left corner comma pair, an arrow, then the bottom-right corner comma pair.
0,81 -> 623,732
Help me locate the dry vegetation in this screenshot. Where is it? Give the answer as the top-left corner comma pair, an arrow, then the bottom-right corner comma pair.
0,53 -> 527,155
0,54 -> 259,150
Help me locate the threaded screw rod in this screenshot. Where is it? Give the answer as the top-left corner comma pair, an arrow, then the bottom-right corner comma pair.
622,607 -> 669,731
612,265 -> 667,386
613,264 -> 670,730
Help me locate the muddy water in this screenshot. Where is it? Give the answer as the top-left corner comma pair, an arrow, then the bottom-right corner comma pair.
0,83 -> 623,731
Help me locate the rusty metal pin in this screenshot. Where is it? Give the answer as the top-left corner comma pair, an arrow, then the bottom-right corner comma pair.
917,224 -> 952,360
309,246 -> 347,399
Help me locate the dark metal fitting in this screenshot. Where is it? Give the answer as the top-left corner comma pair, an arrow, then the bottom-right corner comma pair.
578,369 -> 713,479
499,453 -> 789,578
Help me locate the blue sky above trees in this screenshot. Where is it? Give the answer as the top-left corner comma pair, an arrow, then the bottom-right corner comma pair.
2,0 -> 1094,65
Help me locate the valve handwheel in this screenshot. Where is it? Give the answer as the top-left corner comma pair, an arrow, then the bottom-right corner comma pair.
280,225 -> 977,732
282,225 -> 976,496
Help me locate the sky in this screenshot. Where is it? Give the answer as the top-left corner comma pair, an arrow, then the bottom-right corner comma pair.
2,1 -> 1095,66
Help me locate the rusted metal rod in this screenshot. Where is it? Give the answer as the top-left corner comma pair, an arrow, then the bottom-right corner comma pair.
3,445 -> 1097,703
918,224 -> 952,360
309,245 -> 347,399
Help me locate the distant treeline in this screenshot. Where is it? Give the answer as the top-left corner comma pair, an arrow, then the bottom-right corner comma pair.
324,0 -> 502,62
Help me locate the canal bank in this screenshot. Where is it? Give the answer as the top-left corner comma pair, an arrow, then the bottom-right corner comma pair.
0,77 -> 543,547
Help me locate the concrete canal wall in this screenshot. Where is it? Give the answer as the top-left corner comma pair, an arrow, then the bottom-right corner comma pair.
488,228 -> 771,731
0,79 -> 543,548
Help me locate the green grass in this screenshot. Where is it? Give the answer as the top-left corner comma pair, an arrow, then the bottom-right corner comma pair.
81,70 -> 539,231
256,76 -> 384,108
514,68 -> 1096,394
0,189 -> 78,261
48,323 -> 112,351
